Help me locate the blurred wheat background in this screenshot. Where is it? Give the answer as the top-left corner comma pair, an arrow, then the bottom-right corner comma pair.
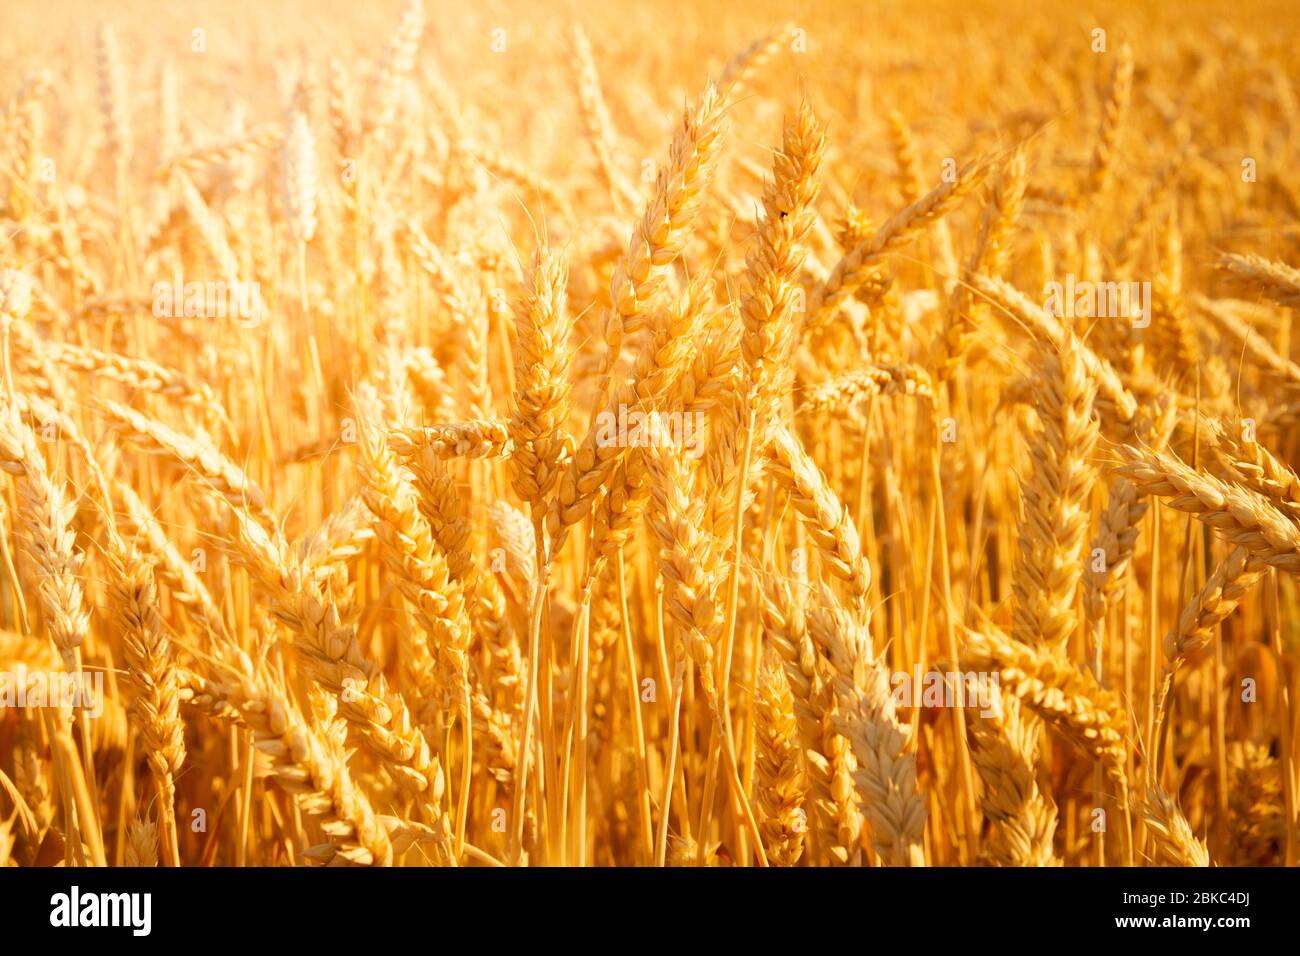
0,0 -> 1298,867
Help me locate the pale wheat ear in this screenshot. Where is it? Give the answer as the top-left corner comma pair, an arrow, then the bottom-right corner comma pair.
282,110 -> 318,245
583,80 -> 727,425
1218,252 -> 1300,309
1086,42 -> 1134,202
1141,785 -> 1210,867
566,23 -> 636,214
123,811 -> 159,868
95,22 -> 130,192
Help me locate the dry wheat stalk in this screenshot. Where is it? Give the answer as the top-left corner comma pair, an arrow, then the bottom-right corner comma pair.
740,100 -> 826,426
971,274 -> 1139,425
1164,546 -> 1268,669
356,399 -> 471,731
124,814 -> 159,867
0,403 -> 89,670
1087,43 -> 1133,199
210,669 -> 404,866
174,172 -> 241,285
1083,399 -> 1177,646
154,125 -> 281,180
549,279 -> 708,551
716,22 -> 793,101
367,0 -> 424,139
95,23 -> 130,173
566,25 -> 637,213
229,508 -> 452,823
1227,742 -> 1284,864
14,330 -> 221,415
1201,415 -> 1300,522
282,111 -> 319,244
940,148 -> 1026,380
1196,293 -> 1300,388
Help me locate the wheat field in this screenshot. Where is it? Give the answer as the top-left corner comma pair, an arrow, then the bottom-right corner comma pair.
0,0 -> 1297,868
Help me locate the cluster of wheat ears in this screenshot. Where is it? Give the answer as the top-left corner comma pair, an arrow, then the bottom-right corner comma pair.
0,0 -> 1297,867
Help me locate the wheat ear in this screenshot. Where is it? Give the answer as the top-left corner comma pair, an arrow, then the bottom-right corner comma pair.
587,82 -> 726,415
804,157 -> 989,332
758,577 -> 862,865
507,248 -> 574,522
1141,786 -> 1209,866
961,625 -> 1128,788
1116,444 -> 1300,573
1011,331 -> 1099,655
754,652 -> 807,865
808,599 -> 927,866
967,685 -> 1059,866
108,546 -> 185,866
766,424 -> 871,621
